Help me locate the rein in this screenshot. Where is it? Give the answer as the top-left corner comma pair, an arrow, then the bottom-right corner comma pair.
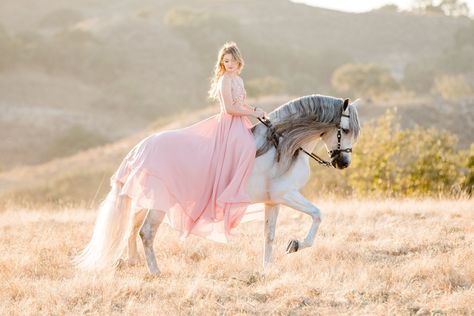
256,115 -> 352,168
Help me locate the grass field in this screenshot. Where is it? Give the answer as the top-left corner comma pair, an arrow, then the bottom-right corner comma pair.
1,198 -> 473,315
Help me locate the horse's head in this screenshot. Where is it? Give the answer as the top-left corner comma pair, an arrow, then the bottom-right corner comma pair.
320,98 -> 360,169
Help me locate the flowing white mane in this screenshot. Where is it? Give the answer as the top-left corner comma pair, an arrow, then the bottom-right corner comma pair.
251,94 -> 360,174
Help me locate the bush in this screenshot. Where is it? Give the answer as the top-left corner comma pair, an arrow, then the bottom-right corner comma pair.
403,59 -> 437,93
463,144 -> 474,194
348,110 -> 464,197
434,74 -> 473,101
331,63 -> 398,100
373,4 -> 400,12
245,76 -> 286,98
437,46 -> 474,74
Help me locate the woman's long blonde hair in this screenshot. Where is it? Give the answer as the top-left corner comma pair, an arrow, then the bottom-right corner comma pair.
208,41 -> 245,101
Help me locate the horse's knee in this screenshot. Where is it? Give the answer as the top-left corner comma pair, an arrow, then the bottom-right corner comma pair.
139,227 -> 153,246
311,208 -> 322,223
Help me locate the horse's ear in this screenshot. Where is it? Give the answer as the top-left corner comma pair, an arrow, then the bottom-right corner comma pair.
343,98 -> 350,112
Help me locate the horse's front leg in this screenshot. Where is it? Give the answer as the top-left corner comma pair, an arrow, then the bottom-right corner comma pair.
263,203 -> 280,268
281,190 -> 321,253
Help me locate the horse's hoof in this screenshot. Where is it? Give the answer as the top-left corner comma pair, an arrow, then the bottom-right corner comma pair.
286,240 -> 299,254
144,270 -> 161,281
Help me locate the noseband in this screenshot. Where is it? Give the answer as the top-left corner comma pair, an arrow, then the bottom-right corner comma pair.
328,113 -> 353,158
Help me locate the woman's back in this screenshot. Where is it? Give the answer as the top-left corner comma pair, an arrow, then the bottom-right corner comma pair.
218,74 -> 247,114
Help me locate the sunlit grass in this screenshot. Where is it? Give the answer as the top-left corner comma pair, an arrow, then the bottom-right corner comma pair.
1,198 -> 472,315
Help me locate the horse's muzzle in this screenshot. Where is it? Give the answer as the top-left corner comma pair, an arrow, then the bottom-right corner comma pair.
331,155 -> 350,169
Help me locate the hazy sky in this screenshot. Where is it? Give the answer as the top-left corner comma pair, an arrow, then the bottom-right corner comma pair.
291,0 -> 474,13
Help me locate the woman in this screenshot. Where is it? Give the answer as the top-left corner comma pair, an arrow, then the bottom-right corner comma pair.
110,42 -> 267,243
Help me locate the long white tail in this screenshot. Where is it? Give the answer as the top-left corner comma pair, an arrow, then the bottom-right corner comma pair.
73,183 -> 133,271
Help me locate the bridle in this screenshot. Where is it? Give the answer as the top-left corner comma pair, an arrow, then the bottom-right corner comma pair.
328,113 -> 352,159
256,113 -> 352,168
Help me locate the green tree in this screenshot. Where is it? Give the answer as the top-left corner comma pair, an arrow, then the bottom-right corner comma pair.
331,63 -> 398,100
375,4 -> 400,12
403,59 -> 437,93
439,0 -> 470,16
412,0 -> 470,16
434,74 -> 473,100
245,76 -> 286,98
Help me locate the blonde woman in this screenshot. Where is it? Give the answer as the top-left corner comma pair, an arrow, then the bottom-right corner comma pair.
209,42 -> 267,120
108,42 -> 266,243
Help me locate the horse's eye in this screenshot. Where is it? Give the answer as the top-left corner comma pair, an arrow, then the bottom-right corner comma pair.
320,132 -> 326,137
342,129 -> 350,134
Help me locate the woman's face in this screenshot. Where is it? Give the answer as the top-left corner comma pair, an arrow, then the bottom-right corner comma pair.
222,53 -> 239,73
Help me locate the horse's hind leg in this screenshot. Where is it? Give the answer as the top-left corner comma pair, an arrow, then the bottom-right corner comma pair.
139,209 -> 165,274
121,208 -> 149,266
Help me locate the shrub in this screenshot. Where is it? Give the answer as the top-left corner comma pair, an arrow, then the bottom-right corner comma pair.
374,4 -> 400,12
434,74 -> 473,101
402,59 -> 437,93
331,63 -> 398,100
348,110 -> 464,197
245,76 -> 286,98
463,144 -> 474,194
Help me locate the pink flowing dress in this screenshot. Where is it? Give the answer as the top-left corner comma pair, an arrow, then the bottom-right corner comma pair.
110,75 -> 257,243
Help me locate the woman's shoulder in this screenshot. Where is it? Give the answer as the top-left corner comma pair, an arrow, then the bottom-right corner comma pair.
221,73 -> 234,80
218,74 -> 233,87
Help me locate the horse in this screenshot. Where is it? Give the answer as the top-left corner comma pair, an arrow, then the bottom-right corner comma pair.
73,94 -> 360,274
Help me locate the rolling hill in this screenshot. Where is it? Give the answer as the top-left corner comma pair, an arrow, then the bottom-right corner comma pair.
0,0 -> 472,170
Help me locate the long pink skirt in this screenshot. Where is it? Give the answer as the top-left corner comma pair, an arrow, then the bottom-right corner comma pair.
110,112 -> 259,243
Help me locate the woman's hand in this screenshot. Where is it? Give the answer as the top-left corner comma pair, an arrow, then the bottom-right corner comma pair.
253,107 -> 267,120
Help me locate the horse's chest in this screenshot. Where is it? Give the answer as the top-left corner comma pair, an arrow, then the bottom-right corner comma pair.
268,156 -> 311,193
286,156 -> 311,187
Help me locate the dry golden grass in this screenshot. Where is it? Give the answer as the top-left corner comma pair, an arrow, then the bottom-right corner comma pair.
1,198 -> 473,315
